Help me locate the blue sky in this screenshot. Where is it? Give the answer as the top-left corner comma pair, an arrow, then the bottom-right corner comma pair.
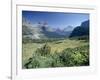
22,11 -> 89,29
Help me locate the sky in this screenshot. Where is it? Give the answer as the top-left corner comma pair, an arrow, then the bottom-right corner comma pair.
22,11 -> 89,29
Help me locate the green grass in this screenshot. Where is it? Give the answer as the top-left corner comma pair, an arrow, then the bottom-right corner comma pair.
22,38 -> 89,68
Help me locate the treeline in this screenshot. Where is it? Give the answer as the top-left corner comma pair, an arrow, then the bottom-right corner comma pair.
22,37 -> 65,43
69,36 -> 89,41
24,44 -> 89,69
23,35 -> 89,44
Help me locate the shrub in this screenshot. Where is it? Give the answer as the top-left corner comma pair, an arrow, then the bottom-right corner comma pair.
35,43 -> 51,56
58,48 -> 74,66
24,45 -> 89,69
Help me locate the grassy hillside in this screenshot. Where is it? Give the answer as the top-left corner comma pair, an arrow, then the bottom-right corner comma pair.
22,38 -> 89,68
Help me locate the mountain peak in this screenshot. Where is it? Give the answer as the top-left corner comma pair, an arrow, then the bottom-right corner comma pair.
63,26 -> 74,32
70,20 -> 89,37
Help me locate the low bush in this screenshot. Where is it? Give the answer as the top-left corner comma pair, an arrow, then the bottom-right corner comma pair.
24,44 -> 89,69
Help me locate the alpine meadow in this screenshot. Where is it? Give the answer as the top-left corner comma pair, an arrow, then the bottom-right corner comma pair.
22,11 -> 89,69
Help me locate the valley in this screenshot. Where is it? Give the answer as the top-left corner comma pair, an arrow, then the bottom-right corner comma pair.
22,11 -> 89,69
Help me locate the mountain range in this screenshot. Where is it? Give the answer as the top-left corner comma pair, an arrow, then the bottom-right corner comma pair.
22,20 -> 89,39
22,22 -> 74,39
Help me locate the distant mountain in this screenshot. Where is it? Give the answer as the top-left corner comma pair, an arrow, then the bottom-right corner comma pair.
54,26 -> 74,36
22,25 -> 33,35
69,20 -> 89,37
39,25 -> 67,38
63,26 -> 74,32
22,21 -> 75,39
